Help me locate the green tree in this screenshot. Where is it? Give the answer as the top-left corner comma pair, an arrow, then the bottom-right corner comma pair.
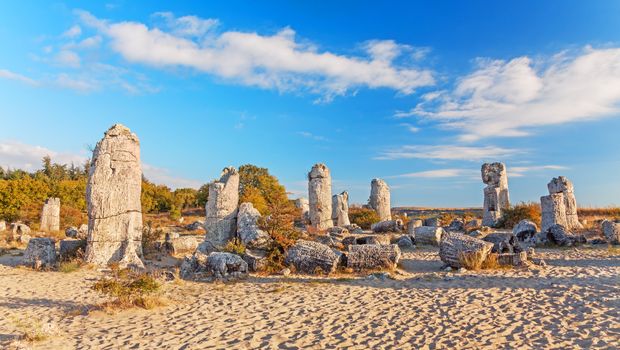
238,164 -> 293,216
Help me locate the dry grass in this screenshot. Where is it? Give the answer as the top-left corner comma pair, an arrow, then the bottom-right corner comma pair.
458,251 -> 507,271
498,202 -> 541,229
223,237 -> 246,255
12,317 -> 59,342
607,245 -> 620,256
92,266 -> 167,312
58,260 -> 82,273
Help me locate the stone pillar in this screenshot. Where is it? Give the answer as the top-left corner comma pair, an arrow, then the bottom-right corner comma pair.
84,124 -> 143,268
332,191 -> 350,227
205,167 -> 240,248
547,176 -> 582,230
40,197 -> 60,232
308,163 -> 333,230
481,162 -> 510,227
541,193 -> 567,233
369,178 -> 391,221
294,198 -> 310,224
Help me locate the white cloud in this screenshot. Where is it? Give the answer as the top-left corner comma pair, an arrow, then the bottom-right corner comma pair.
509,165 -> 568,178
0,141 -> 86,171
0,69 -> 39,86
76,10 -> 435,100
153,12 -> 219,37
141,163 -> 203,189
388,168 -> 477,178
297,131 -> 327,141
55,73 -> 97,92
55,50 -> 81,67
400,123 -> 420,133
375,144 -> 519,161
62,25 -> 82,38
400,47 -> 620,141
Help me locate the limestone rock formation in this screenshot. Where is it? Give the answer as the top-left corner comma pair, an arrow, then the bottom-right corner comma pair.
447,218 -> 465,232
59,239 -> 86,261
40,197 -> 60,232
205,167 -> 239,248
439,231 -> 494,269
180,251 -> 248,281
424,217 -> 441,227
513,220 -> 538,242
236,202 -> 271,249
84,124 -> 144,269
163,236 -> 199,255
407,219 -> 423,235
284,240 -> 340,274
185,220 -> 205,231
308,164 -> 333,230
371,219 -> 404,233
541,193 -> 567,233
413,226 -> 445,246
24,238 -> 57,269
546,224 -> 585,246
294,198 -> 310,224
331,191 -> 351,227
482,232 -> 522,254
481,162 -> 510,227
369,179 -> 391,221
601,220 -> 620,245
0,220 -> 5,231
10,222 -> 31,241
346,244 -> 401,271
547,176 -> 582,230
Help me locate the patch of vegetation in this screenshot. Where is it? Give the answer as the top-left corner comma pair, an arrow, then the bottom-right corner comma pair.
92,266 -> 165,311
142,222 -> 165,252
497,202 -> 541,229
12,317 -> 59,342
58,261 -> 81,273
458,252 -> 505,271
223,237 -> 246,255
349,207 -> 380,229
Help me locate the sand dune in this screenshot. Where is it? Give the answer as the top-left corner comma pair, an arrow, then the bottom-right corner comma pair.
1,246 -> 618,349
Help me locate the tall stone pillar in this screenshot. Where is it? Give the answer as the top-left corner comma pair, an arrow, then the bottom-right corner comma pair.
369,178 -> 391,221
40,197 -> 60,232
547,176 -> 582,230
84,124 -> 143,268
308,164 -> 333,230
541,193 -> 567,233
294,198 -> 310,224
332,191 -> 350,227
481,162 -> 510,227
205,167 -> 240,248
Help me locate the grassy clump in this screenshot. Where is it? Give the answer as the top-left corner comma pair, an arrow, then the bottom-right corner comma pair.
58,260 -> 81,273
497,202 -> 541,229
349,207 -> 380,229
458,252 -> 504,271
92,266 -> 164,310
12,318 -> 59,342
223,237 -> 246,255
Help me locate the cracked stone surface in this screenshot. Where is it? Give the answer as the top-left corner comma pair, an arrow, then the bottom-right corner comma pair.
481,162 -> 510,227
205,167 -> 239,248
40,197 -> 60,232
332,191 -> 350,227
84,124 -> 144,268
369,178 -> 391,221
308,164 -> 333,230
547,176 -> 582,230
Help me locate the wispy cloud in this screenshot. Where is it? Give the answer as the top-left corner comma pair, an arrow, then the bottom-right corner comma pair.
141,163 -> 203,189
375,144 -> 520,161
398,46 -> 620,141
509,165 -> 568,177
297,131 -> 327,141
62,25 -> 82,38
400,123 -> 420,133
75,10 -> 435,101
388,168 -> 478,178
0,69 -> 39,86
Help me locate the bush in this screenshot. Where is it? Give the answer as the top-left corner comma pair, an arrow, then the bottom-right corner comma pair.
258,195 -> 301,274
223,237 -> 246,255
142,222 -> 164,252
458,251 -> 503,271
497,202 -> 541,229
349,207 -> 380,229
92,266 -> 163,310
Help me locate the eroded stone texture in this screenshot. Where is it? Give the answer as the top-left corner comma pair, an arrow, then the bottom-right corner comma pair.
547,176 -> 582,230
513,219 -> 538,242
439,231 -> 494,269
284,240 -> 339,274
294,198 -> 310,224
236,202 -> 271,249
308,164 -> 333,230
205,167 -> 239,248
541,193 -> 567,233
346,244 -> 401,271
331,191 -> 350,227
369,179 -> 391,221
371,219 -> 404,233
601,220 -> 620,245
59,239 -> 86,261
180,251 -> 248,281
40,197 -> 60,232
414,226 -> 445,246
84,124 -> 144,269
24,238 -> 57,269
481,163 -> 510,227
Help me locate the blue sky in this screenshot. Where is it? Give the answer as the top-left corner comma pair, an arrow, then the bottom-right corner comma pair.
1,1 -> 620,207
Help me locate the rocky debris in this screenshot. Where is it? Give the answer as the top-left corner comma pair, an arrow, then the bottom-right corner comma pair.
331,191 -> 351,227
40,197 -> 60,232
344,224 -> 364,235
185,220 -> 205,231
284,240 -> 339,274
315,235 -> 342,248
163,236 -> 199,255
601,220 -> 620,245
205,167 -> 240,248
236,202 -> 271,249
59,239 -> 86,261
497,251 -> 529,267
65,226 -> 87,240
180,251 -> 248,281
196,240 -> 218,255
439,231 -> 494,269
546,224 -> 585,246
482,232 -> 522,254
447,218 -> 464,232
541,193 -> 567,233
294,197 -> 310,224
242,249 -> 268,272
414,226 -> 445,245
84,124 -> 144,269
481,162 -> 510,227
371,219 -> 404,233
547,176 -> 582,230
346,244 -> 401,271
407,219 -> 423,235
0,220 -> 5,231
10,222 -> 31,241
354,235 -> 391,245
308,164 -> 333,230
327,226 -> 349,238
424,217 -> 441,227
464,219 -> 482,231
468,230 -> 485,238
531,232 -> 550,246
23,238 -> 57,269
513,220 -> 538,242
396,235 -> 414,248
369,179 -> 391,221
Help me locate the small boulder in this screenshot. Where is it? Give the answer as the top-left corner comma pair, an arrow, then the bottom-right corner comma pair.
424,217 -> 440,227
464,219 -> 482,231
163,236 -> 199,255
284,240 -> 339,274
346,244 -> 401,271
185,220 -> 205,231
513,220 -> 538,242
601,220 -> 620,245
242,248 -> 269,272
23,238 -> 57,269
396,235 -> 414,248
180,251 -> 248,280
10,222 -> 31,240
59,239 -> 86,261
328,226 -> 349,237
546,224 -> 585,246
483,232 -> 522,254
447,219 -> 464,232
414,226 -> 445,245
237,202 -> 272,249
65,227 -> 80,239
371,219 -> 404,233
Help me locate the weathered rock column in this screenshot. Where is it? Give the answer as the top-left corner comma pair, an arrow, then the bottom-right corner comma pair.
308,164 -> 333,230
205,167 -> 240,248
547,176 -> 582,230
84,124 -> 143,268
332,191 -> 350,226
369,178 -> 391,221
481,162 -> 510,227
40,197 -> 60,232
294,198 -> 310,224
541,193 -> 567,233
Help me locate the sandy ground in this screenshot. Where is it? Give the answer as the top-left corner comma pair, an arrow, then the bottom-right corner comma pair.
1,246 -> 619,350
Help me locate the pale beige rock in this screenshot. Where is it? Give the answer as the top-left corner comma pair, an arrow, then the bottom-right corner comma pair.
308,164 -> 333,230
369,178 -> 391,221
331,191 -> 350,226
294,198 -> 310,224
541,193 -> 567,233
439,231 -> 494,269
40,197 -> 60,232
481,162 -> 510,227
547,176 -> 582,230
237,202 -> 271,249
407,219 -> 423,235
205,167 -> 239,248
84,124 -> 144,269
